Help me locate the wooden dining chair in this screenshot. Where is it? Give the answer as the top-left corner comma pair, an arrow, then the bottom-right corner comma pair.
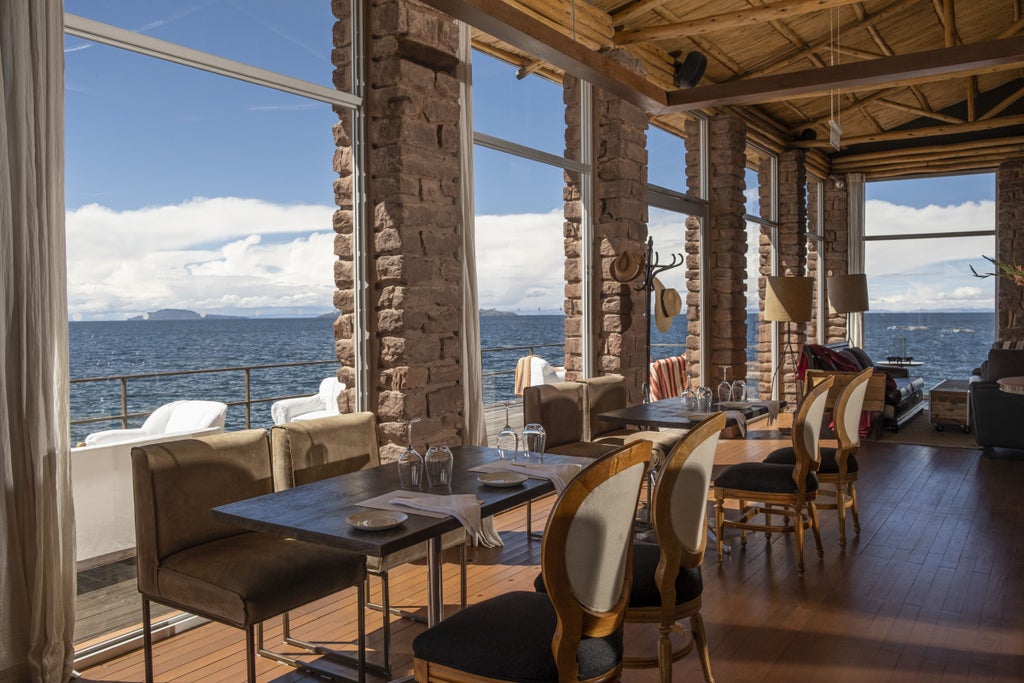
131,429 -> 366,683
763,368 -> 872,547
270,412 -> 466,674
412,440 -> 652,683
622,412 -> 725,683
713,376 -> 834,574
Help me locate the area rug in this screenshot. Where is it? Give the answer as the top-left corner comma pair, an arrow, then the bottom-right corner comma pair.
868,410 -> 980,449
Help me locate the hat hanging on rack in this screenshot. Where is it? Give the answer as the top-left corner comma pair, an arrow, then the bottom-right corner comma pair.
653,277 -> 682,333
610,250 -> 644,283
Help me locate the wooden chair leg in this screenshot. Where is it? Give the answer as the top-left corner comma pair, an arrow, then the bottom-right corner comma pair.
459,543 -> 468,609
850,482 -> 861,534
381,571 -> 391,674
691,612 -> 715,683
835,483 -> 848,548
141,598 -> 154,683
657,622 -> 673,683
793,505 -> 806,574
738,499 -> 747,546
714,494 -> 725,566
809,501 -> 824,558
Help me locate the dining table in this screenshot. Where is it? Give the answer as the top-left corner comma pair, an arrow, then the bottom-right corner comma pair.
597,396 -> 782,438
211,445 -> 591,630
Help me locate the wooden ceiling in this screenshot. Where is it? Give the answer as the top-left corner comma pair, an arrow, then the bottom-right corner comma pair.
426,0 -> 1024,178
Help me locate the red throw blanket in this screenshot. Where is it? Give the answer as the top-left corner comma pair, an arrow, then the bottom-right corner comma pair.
799,344 -> 875,438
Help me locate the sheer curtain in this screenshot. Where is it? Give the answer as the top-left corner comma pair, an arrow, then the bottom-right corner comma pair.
457,23 -> 487,446
846,172 -> 866,348
1,1 -> 76,681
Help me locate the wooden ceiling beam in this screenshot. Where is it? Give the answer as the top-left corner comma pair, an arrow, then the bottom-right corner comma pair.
614,0 -> 864,45
612,0 -> 671,27
832,134 -> 1024,164
980,82 -> 1024,120
875,98 -> 964,124
834,44 -> 886,60
418,0 -> 668,112
792,112 -> 1024,147
664,37 -> 1024,112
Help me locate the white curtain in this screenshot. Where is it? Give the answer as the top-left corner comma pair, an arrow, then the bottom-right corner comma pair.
1,1 -> 76,681
457,23 -> 487,446
846,172 -> 866,348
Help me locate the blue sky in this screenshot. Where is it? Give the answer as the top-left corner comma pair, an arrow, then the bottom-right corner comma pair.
63,1 -> 997,320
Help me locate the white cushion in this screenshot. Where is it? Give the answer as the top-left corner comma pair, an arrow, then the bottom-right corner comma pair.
162,401 -> 228,433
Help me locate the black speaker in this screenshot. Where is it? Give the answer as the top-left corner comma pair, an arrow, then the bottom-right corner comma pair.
673,51 -> 707,88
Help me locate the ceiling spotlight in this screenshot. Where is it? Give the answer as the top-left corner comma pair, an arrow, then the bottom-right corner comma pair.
673,51 -> 707,89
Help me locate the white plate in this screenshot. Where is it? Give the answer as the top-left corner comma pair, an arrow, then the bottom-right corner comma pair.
346,510 -> 408,531
478,471 -> 529,488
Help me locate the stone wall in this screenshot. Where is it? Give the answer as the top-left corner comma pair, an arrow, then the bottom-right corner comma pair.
332,0 -> 464,460
996,159 -> 1024,342
690,116 -> 747,387
821,177 -> 850,343
774,149 -> 808,407
565,51 -> 648,402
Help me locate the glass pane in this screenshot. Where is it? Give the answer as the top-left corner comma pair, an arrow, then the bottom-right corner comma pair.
647,125 -> 688,193
866,174 -> 995,237
747,221 -> 770,399
647,207 -> 688,363
472,50 -> 567,157
474,146 -> 566,404
66,0 -> 339,88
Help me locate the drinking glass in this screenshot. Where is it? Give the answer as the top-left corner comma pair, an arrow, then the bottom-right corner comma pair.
522,423 -> 546,463
496,402 -> 519,461
680,388 -> 697,411
717,366 -> 732,404
697,386 -> 714,412
397,418 -> 423,490
425,444 -> 454,488
731,379 -> 748,402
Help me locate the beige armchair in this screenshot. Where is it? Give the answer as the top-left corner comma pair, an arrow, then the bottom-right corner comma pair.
131,429 -> 366,682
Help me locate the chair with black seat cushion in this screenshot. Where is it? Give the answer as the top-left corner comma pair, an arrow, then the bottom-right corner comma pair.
271,412 -> 466,674
763,368 -> 871,547
713,376 -> 834,574
131,429 -> 366,683
412,440 -> 652,683
624,412 -> 724,682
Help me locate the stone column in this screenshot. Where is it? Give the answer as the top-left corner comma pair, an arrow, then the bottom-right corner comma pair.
333,0 -> 464,460
822,177 -> 850,343
694,116 -> 747,389
774,149 -> 808,407
564,51 -> 648,403
996,159 -> 1024,342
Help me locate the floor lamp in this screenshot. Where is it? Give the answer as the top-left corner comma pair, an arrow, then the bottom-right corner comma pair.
764,276 -> 814,407
827,273 -> 869,345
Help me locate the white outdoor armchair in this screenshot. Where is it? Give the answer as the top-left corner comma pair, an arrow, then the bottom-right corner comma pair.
271,377 -> 346,425
83,399 -> 228,446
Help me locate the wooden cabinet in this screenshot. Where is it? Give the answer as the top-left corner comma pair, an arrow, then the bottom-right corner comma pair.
929,380 -> 971,432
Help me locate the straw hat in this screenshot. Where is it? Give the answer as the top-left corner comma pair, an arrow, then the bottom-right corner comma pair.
610,250 -> 644,283
653,277 -> 682,333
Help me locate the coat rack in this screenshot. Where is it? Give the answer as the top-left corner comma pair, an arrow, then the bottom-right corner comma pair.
633,236 -> 685,402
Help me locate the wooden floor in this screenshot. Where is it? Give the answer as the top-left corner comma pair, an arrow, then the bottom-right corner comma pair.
77,425 -> 1024,682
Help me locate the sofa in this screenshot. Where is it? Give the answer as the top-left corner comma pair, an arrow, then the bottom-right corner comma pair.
970,345 -> 1024,450
270,376 -> 346,425
801,342 -> 926,437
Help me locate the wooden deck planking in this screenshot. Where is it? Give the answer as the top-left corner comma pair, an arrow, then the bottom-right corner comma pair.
77,428 -> 1024,683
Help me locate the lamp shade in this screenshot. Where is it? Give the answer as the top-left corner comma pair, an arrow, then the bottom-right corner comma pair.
764,276 -> 814,323
827,274 -> 869,314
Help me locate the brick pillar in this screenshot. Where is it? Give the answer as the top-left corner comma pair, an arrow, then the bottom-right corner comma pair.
694,116 -> 747,389
683,120 -> 702,385
822,177 -> 850,343
807,180 -> 821,344
775,149 -> 808,407
333,0 -> 464,460
563,74 -> 584,380
565,51 -> 648,403
996,159 -> 1024,342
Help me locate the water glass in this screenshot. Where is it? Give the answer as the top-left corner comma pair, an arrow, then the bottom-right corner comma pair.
681,388 -> 697,411
730,379 -> 748,402
496,425 -> 519,461
522,423 -> 546,463
397,446 -> 424,490
697,386 -> 714,412
425,444 -> 454,488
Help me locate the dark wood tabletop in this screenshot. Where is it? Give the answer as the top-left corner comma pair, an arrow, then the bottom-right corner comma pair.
211,445 -> 587,559
598,397 -> 775,431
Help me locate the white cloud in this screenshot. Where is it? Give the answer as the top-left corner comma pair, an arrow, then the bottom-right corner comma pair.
474,209 -> 566,313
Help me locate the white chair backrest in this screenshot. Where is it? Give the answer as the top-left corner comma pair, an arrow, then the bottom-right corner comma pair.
162,401 -> 228,433
563,458 -> 647,611
836,369 -> 872,450
318,377 -> 345,415
797,381 -> 832,468
668,425 -> 721,556
530,357 -> 565,386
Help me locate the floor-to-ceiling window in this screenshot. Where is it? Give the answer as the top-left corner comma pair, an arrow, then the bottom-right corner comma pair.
746,144 -> 777,400
864,173 -> 996,390
64,1 -> 359,662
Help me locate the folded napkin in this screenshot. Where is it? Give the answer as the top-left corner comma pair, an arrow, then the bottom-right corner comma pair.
750,400 -> 782,422
388,493 -> 503,548
497,462 -> 583,493
725,410 -> 748,437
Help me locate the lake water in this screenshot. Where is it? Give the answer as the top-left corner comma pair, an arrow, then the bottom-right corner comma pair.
69,311 -> 995,441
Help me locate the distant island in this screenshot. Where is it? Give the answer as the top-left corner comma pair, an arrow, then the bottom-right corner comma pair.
128,308 -> 246,321
479,308 -> 516,317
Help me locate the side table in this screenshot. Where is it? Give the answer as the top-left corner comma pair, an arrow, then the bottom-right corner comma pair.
929,379 -> 971,433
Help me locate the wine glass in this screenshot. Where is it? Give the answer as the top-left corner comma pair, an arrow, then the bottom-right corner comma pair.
496,402 -> 519,461
717,366 -> 732,404
731,378 -> 748,402
697,386 -> 714,412
522,423 -> 546,463
397,418 -> 423,490
425,444 -> 454,489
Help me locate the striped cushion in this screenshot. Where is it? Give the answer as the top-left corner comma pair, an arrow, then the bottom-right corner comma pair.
649,355 -> 687,401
